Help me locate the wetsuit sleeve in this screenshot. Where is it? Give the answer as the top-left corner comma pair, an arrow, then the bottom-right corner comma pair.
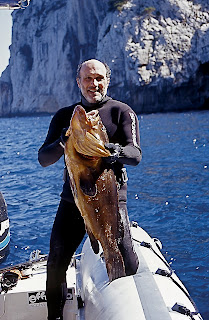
38,111 -> 65,167
118,109 -> 142,166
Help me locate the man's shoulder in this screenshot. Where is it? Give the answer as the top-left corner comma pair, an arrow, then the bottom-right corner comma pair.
105,98 -> 134,113
50,103 -> 80,127
55,103 -> 79,116
52,103 -> 81,122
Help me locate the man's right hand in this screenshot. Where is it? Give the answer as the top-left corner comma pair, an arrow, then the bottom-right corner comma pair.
60,128 -> 69,145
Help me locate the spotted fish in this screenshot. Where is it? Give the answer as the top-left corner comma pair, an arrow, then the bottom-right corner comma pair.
64,105 -> 126,282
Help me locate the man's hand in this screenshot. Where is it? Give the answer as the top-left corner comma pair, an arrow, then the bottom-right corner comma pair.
104,143 -> 122,164
60,128 -> 69,146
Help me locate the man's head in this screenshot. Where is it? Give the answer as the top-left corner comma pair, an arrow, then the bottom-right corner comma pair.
76,59 -> 111,104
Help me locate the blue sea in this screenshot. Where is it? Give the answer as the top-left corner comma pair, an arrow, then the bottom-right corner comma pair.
0,111 -> 208,319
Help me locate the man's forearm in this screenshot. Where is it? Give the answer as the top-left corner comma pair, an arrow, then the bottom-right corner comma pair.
118,145 -> 142,166
38,139 -> 64,167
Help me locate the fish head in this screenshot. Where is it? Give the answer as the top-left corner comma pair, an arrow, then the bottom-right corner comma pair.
67,105 -> 111,158
68,105 -> 92,138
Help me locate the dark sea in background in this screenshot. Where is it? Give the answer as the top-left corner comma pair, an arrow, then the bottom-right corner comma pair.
0,110 -> 208,319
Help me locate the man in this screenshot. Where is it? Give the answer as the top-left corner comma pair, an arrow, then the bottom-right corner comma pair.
38,59 -> 142,320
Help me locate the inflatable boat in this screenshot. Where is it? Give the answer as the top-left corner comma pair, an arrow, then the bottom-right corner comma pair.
0,222 -> 203,320
0,192 -> 10,263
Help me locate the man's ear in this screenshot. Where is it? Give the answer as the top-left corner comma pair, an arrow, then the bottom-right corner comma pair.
76,77 -> 81,88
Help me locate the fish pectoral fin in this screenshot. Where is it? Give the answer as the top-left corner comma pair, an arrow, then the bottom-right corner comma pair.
80,171 -> 97,196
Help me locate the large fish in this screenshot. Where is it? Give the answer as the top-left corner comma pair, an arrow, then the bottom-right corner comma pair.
64,105 -> 126,282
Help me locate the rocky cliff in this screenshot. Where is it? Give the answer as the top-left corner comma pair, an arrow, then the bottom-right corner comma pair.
0,0 -> 209,116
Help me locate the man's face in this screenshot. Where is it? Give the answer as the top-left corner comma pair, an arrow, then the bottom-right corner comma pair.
77,60 -> 109,104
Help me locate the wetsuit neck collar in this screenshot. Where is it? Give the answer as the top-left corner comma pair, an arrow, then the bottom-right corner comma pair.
80,94 -> 112,109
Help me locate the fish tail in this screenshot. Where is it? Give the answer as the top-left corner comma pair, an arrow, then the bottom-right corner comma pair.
105,249 -> 126,282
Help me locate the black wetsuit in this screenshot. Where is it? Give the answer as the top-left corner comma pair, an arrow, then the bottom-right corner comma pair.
38,96 -> 142,320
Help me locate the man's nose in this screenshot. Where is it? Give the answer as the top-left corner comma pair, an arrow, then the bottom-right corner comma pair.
91,78 -> 98,86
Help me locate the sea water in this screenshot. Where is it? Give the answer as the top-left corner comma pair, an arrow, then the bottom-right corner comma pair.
0,110 -> 208,319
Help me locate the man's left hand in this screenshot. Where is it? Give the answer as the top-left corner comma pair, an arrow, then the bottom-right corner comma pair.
104,143 -> 122,164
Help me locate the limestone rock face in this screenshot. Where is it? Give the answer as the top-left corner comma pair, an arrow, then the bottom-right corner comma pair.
0,0 -> 209,115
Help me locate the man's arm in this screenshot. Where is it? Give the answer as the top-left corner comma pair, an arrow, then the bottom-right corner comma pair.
38,111 -> 66,167
119,144 -> 142,166
105,108 -> 142,166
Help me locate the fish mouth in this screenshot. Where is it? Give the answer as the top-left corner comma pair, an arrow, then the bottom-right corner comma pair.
70,106 -> 111,158
87,131 -> 99,141
73,131 -> 110,158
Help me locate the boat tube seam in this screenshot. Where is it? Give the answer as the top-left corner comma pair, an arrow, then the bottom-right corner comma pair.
132,237 -> 200,316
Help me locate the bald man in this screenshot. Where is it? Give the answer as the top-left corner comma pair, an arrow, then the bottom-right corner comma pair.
38,59 -> 142,320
